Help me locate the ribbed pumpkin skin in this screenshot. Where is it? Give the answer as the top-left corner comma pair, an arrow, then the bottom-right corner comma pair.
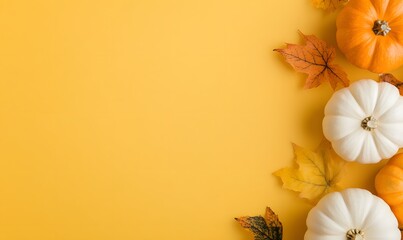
375,153 -> 403,227
336,0 -> 403,73
323,79 -> 403,164
305,188 -> 400,240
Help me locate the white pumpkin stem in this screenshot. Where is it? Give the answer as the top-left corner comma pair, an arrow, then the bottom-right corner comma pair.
361,116 -> 378,131
347,229 -> 365,240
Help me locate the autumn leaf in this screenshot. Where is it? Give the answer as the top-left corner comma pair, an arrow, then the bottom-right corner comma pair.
312,0 -> 349,11
274,32 -> 349,90
235,207 -> 282,240
379,73 -> 403,95
273,140 -> 345,202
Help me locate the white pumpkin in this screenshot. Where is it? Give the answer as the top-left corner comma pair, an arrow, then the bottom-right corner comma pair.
323,79 -> 403,163
305,188 -> 400,240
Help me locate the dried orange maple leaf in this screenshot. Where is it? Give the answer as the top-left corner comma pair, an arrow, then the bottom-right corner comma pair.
273,140 -> 345,202
379,73 -> 403,96
274,32 -> 349,90
312,0 -> 349,11
235,207 -> 282,240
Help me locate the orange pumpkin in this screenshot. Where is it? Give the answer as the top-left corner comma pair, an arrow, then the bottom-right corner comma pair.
336,0 -> 403,73
375,153 -> 403,227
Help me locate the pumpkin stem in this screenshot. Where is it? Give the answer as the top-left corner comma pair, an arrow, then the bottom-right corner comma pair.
361,116 -> 378,131
347,229 -> 365,240
373,20 -> 391,36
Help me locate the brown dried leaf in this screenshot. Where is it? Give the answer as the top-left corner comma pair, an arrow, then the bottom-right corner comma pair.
235,207 -> 282,240
379,73 -> 403,95
274,32 -> 349,90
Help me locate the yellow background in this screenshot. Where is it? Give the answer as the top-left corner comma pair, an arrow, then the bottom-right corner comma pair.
0,0 -> 396,239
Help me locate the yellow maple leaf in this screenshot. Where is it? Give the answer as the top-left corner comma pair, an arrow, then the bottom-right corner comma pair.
274,140 -> 345,202
312,0 -> 349,11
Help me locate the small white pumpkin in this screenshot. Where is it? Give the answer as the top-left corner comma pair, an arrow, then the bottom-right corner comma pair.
323,79 -> 403,163
305,188 -> 401,240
